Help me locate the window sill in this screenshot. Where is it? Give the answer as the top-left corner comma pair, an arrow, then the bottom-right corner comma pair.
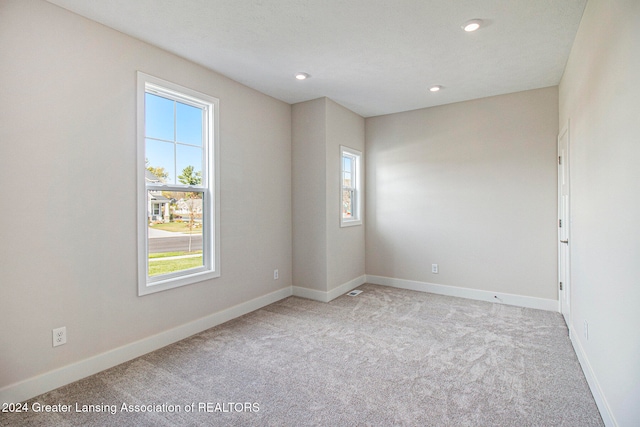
138,269 -> 220,296
340,219 -> 363,228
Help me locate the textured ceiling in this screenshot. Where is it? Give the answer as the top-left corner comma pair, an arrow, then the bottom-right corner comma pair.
46,0 -> 587,117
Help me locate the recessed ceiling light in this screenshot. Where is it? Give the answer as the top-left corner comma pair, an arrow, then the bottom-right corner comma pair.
429,85 -> 442,92
462,19 -> 483,32
295,72 -> 310,80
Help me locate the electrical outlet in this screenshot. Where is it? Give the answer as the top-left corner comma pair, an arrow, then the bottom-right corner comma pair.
53,327 -> 67,347
432,264 -> 439,274
584,320 -> 589,341
274,269 -> 279,280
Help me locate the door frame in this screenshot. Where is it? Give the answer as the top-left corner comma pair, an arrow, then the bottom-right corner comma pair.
558,121 -> 571,328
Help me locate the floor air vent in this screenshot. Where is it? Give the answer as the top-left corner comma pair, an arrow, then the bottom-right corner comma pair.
346,290 -> 363,296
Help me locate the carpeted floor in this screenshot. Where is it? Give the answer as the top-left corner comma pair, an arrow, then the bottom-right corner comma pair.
1,284 -> 603,426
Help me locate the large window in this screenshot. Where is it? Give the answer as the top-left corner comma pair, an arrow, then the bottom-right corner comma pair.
137,72 -> 219,295
340,145 -> 363,227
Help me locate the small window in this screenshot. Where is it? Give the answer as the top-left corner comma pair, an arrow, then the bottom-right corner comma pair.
137,72 -> 220,295
340,146 -> 363,227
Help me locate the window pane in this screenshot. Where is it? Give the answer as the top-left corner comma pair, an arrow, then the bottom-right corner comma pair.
145,93 -> 174,141
148,190 -> 204,277
343,156 -> 352,173
177,102 -> 203,146
146,139 -> 175,184
343,171 -> 352,187
342,189 -> 353,218
176,145 -> 203,185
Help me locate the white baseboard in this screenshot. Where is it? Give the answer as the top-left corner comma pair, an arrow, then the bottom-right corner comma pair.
291,286 -> 328,302
0,286 -> 293,405
571,334 -> 617,427
293,274 -> 366,303
365,275 -> 558,312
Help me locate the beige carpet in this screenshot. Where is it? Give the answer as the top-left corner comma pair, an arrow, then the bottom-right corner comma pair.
1,284 -> 603,426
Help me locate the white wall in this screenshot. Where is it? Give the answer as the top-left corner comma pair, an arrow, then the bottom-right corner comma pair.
292,98 -> 365,297
292,98 -> 327,292
325,99 -> 366,291
559,0 -> 640,425
0,0 -> 291,396
366,87 -> 559,301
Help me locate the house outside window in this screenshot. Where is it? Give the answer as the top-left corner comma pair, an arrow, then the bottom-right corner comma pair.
340,145 -> 363,227
137,72 -> 220,296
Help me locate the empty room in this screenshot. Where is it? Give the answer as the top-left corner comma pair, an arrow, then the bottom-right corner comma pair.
1,0 -> 638,426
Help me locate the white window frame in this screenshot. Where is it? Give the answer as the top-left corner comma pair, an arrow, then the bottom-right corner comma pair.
340,145 -> 363,227
137,72 -> 220,296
